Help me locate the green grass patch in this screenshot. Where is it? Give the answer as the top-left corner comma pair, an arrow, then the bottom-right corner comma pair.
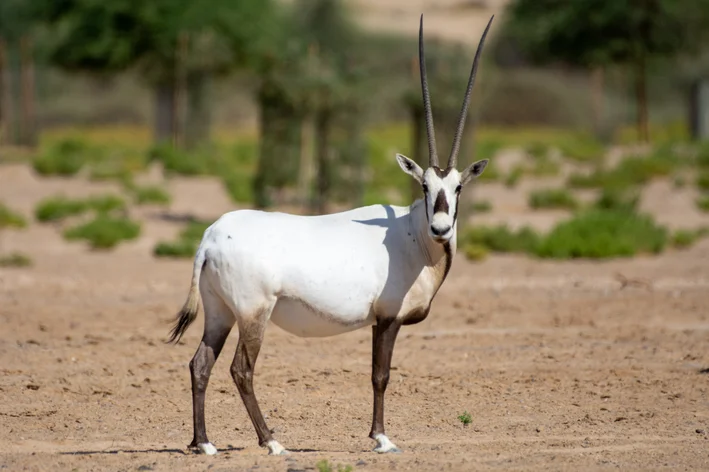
0,252 -> 32,268
35,194 -> 125,222
534,209 -> 667,259
63,215 -> 140,249
153,219 -> 213,258
568,153 -> 675,190
671,227 -> 709,249
529,188 -> 578,210
460,224 -> 541,254
697,171 -> 709,191
458,411 -> 473,426
32,138 -> 89,176
504,166 -> 524,188
470,200 -> 492,213
0,203 -> 27,229
35,197 -> 89,222
697,195 -> 709,212
132,185 -> 172,206
593,188 -> 639,212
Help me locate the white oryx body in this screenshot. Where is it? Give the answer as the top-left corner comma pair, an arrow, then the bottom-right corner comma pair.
199,198 -> 450,339
168,14 -> 495,458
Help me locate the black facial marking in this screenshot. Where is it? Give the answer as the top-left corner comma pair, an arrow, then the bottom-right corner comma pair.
442,242 -> 453,281
433,188 -> 449,214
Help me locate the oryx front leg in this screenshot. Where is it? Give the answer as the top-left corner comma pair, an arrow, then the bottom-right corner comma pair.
231,311 -> 287,456
189,292 -> 235,456
369,320 -> 402,453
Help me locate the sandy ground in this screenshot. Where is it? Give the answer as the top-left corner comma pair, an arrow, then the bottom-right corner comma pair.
1,162 -> 709,472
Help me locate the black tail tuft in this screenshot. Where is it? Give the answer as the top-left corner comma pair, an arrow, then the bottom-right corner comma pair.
166,304 -> 199,344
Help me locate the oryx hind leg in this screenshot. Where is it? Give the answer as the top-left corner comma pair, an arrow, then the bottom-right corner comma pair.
369,319 -> 402,453
230,300 -> 288,455
189,288 -> 235,455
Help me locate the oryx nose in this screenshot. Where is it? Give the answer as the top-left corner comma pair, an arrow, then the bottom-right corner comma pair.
431,225 -> 451,236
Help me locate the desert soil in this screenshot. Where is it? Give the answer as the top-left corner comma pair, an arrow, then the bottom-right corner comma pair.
1,162 -> 709,472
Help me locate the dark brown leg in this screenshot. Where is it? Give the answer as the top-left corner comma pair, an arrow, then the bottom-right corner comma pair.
369,319 -> 402,453
230,319 -> 286,455
189,324 -> 232,453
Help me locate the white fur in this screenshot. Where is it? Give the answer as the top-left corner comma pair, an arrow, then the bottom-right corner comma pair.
198,200 -> 448,338
197,442 -> 218,455
267,440 -> 288,455
373,434 -> 400,453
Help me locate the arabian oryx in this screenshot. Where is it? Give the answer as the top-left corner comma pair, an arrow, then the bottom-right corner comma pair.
167,14 -> 494,456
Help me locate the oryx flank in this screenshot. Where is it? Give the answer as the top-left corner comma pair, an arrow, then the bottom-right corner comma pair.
168,14 -> 494,456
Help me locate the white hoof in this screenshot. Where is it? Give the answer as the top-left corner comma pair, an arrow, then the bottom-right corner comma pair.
197,442 -> 218,455
267,440 -> 289,455
373,434 -> 401,454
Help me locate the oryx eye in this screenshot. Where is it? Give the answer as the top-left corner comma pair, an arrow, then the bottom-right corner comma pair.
422,184 -> 428,193
455,185 -> 462,193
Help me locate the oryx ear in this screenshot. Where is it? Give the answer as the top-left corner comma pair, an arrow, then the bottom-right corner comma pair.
396,153 -> 424,183
460,159 -> 489,186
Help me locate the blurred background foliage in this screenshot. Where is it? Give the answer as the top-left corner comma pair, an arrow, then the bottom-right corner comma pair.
3,0 -> 709,258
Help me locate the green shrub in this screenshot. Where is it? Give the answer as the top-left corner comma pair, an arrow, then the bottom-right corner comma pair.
63,215 -> 140,249
593,188 -> 639,212
153,219 -> 213,258
529,156 -> 561,177
32,138 -> 89,176
149,144 -> 210,176
86,194 -> 126,214
154,240 -> 197,258
223,172 -> 255,204
35,197 -> 89,222
526,142 -> 549,160
557,137 -> 604,163
0,252 -> 32,267
534,209 -> 667,259
0,203 -> 27,229
697,195 -> 709,212
504,165 -> 524,188
697,171 -> 709,191
671,228 -> 709,249
461,224 -> 540,254
458,411 -> 473,426
461,243 -> 488,261
529,188 -> 578,210
133,185 -> 172,206
568,154 -> 676,190
471,200 -> 492,213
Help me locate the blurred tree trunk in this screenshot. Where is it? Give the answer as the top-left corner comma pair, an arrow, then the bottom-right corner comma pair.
590,67 -> 605,138
314,104 -> 332,214
173,32 -> 189,149
634,55 -> 649,143
184,71 -> 210,149
299,115 -> 315,209
19,36 -> 36,147
0,38 -> 10,145
154,82 -> 175,144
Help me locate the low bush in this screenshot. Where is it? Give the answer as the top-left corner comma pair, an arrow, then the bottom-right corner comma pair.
460,224 -> 541,254
471,200 -> 492,213
35,194 -> 125,222
154,219 -> 213,258
529,188 -> 578,210
63,215 -> 140,249
534,209 -> 667,259
504,165 -> 524,188
35,197 -> 89,222
32,138 -> 89,176
593,188 -> 639,212
697,171 -> 709,191
0,252 -> 32,268
223,172 -> 255,204
568,153 -> 676,190
133,185 -> 172,206
697,195 -> 709,213
671,228 -> 709,249
0,203 -> 27,229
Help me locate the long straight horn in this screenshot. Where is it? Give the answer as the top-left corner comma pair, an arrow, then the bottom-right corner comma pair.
447,15 -> 494,169
419,14 -> 438,167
